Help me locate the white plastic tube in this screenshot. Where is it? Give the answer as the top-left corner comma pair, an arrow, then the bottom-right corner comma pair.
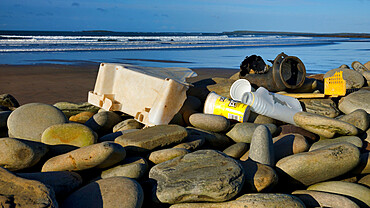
230,79 -> 302,125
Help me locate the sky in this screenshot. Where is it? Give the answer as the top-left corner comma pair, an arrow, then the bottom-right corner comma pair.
1,0 -> 370,33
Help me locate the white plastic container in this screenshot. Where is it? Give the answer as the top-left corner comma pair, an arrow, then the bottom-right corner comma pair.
230,79 -> 302,125
88,63 -> 197,126
204,91 -> 250,122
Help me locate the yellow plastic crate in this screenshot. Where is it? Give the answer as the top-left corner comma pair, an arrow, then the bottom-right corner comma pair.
324,71 -> 346,96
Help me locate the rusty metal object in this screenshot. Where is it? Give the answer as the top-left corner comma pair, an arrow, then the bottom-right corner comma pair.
239,53 -> 306,91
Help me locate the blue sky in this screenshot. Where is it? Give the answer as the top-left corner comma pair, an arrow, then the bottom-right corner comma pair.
1,0 -> 370,33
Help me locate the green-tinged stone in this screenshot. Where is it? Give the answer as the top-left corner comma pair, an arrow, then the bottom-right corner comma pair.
41,123 -> 97,147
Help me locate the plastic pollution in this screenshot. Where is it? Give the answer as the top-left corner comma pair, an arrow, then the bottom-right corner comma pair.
204,92 -> 250,122
88,63 -> 197,126
324,71 -> 346,96
239,53 -> 306,91
230,79 -> 302,125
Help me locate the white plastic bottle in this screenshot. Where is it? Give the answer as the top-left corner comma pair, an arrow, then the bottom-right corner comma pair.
230,79 -> 302,125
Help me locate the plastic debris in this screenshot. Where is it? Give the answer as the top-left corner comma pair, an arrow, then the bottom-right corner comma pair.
204,92 -> 250,122
230,79 -> 303,125
239,53 -> 306,92
88,63 -> 197,126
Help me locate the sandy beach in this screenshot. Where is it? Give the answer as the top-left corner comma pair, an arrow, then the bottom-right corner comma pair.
0,63 -> 239,105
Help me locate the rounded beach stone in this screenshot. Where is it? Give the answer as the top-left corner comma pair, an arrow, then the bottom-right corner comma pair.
337,109 -> 369,131
358,174 -> 370,187
248,125 -> 275,166
69,111 -> 95,124
113,118 -> 144,132
300,98 -> 340,118
85,111 -> 123,135
7,103 -> 68,141
61,177 -> 143,208
189,113 -> 230,132
223,142 -> 249,159
364,61 -> 370,70
172,135 -> 205,151
307,181 -> 370,207
186,127 -> 231,150
338,90 -> 370,114
149,148 -> 190,164
149,150 -> 244,203
98,129 -> 139,142
273,133 -> 310,161
0,167 -> 58,208
42,141 -> 126,172
352,61 -> 368,73
18,171 -> 83,198
363,72 -> 370,86
170,193 -> 305,208
0,137 -> 48,171
309,136 -> 363,151
293,111 -> 358,138
276,143 -> 360,186
239,160 -> 278,192
279,124 -> 319,143
253,114 -> 277,125
324,67 -> 365,89
292,190 -> 360,208
41,123 -> 97,147
54,101 -> 100,118
115,125 -> 188,152
101,157 -> 148,179
351,152 -> 370,175
0,94 -> 19,108
226,123 -> 277,143
0,111 -> 11,128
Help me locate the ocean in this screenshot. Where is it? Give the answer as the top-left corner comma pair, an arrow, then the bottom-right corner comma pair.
1,30 -> 370,74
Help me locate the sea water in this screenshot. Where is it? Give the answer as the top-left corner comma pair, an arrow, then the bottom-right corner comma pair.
0,30 -> 369,74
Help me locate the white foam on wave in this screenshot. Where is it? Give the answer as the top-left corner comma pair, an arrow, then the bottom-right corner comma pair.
0,34 -> 340,53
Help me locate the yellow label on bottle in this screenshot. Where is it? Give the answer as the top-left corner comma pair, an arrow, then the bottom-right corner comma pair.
213,96 -> 250,122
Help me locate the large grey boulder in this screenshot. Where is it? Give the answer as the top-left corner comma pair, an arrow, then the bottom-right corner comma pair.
323,67 -> 365,89
338,90 -> 370,114
7,103 -> 68,141
294,111 -> 358,138
149,150 -> 244,204
276,143 -> 360,186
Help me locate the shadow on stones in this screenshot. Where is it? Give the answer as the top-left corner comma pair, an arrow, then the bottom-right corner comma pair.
273,166 -> 307,193
98,131 -> 123,142
59,181 -> 103,208
140,179 -> 170,208
293,194 -> 321,207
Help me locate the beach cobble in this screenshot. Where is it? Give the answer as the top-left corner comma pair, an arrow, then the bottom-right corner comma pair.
0,63 -> 369,207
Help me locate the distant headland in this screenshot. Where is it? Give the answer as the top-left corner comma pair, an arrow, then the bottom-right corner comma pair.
223,30 -> 370,38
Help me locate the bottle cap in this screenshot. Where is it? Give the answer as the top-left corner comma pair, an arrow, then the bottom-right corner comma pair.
230,79 -> 253,101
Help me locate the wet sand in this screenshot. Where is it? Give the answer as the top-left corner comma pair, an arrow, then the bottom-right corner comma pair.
0,63 -> 239,105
